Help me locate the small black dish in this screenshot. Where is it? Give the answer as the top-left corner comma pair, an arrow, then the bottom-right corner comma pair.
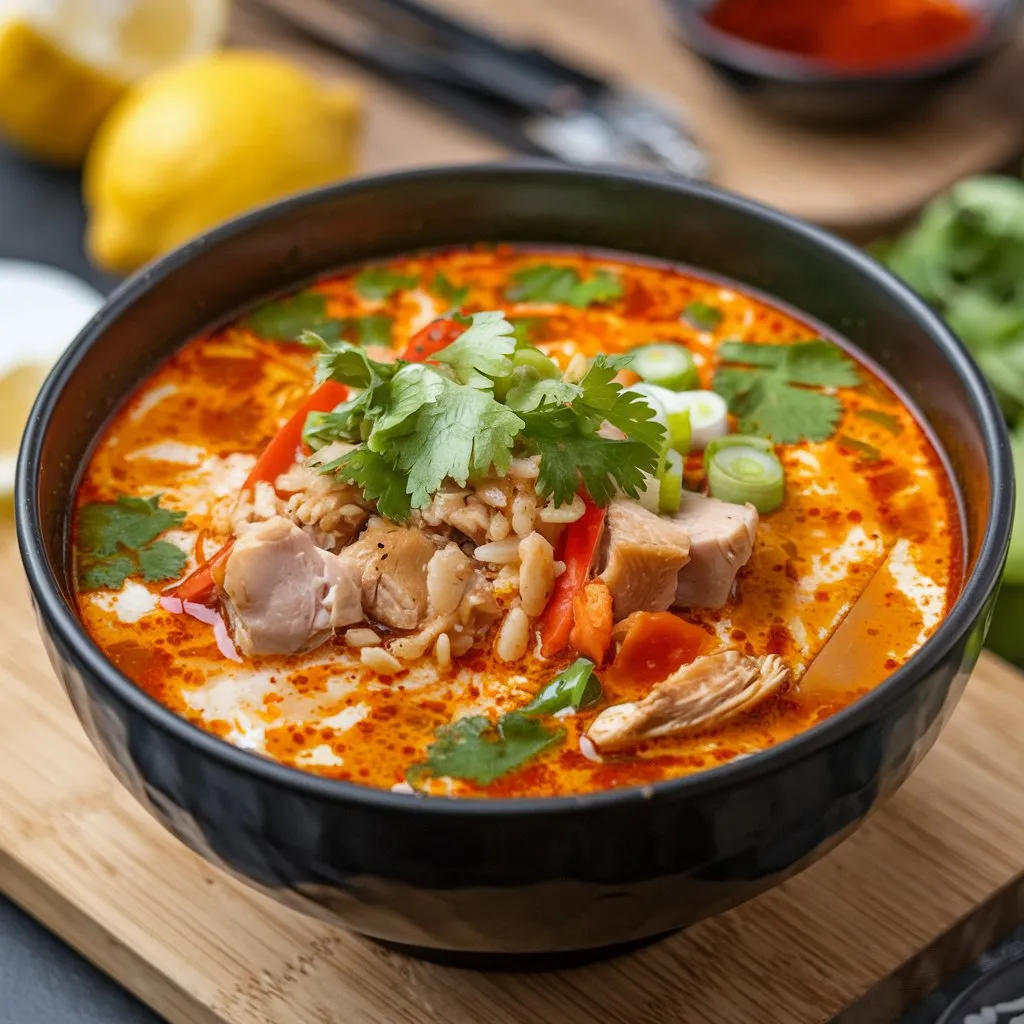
664,0 -> 1023,125
15,162 -> 1013,966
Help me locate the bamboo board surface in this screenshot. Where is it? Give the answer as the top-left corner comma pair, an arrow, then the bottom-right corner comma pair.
234,0 -> 1024,237
2,515 -> 1024,1024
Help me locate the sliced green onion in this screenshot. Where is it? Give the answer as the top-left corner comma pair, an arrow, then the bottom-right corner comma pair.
630,343 -> 699,391
705,435 -> 785,513
674,390 -> 728,450
658,448 -> 684,515
666,408 -> 691,454
513,347 -> 560,379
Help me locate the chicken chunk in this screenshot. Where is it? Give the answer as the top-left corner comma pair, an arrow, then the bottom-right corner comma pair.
587,651 -> 788,752
598,498 -> 691,620
671,493 -> 758,610
222,517 -> 338,656
359,521 -> 436,630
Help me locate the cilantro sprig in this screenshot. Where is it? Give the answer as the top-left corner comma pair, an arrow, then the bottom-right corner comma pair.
505,264 -> 623,308
353,267 -> 419,300
77,495 -> 187,592
245,290 -> 392,347
712,339 -> 860,444
408,659 -> 602,787
304,310 -> 664,521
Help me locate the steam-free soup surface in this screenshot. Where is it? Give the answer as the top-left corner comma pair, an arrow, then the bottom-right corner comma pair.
73,247 -> 961,797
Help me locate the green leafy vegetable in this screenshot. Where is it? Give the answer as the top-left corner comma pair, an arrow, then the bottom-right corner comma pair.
77,495 -> 187,592
245,291 -> 340,342
341,315 -> 393,348
521,659 -> 602,715
683,300 -> 723,331
353,267 -> 419,301
430,271 -> 469,309
410,712 -> 564,787
506,264 -> 623,308
713,339 -> 860,444
306,309 -> 664,519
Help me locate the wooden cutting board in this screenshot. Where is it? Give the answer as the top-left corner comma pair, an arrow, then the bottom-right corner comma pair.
233,0 -> 1024,239
2,514 -> 1024,1024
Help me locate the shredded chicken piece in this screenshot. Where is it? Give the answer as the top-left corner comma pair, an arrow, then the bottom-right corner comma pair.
587,651 -> 789,752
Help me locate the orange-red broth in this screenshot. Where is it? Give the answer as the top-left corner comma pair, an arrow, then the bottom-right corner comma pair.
74,247 -> 962,797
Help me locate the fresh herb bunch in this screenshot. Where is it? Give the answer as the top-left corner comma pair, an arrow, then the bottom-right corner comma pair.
301,310 -> 665,521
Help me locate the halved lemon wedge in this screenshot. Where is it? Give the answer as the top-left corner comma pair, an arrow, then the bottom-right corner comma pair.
0,0 -> 230,165
0,261 -> 104,504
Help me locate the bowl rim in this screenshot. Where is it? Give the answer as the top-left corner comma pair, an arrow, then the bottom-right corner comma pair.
16,159 -> 1014,818
665,0 -> 1017,85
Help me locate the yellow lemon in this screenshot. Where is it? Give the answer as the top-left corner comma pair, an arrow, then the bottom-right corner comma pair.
0,0 -> 229,166
84,51 -> 362,275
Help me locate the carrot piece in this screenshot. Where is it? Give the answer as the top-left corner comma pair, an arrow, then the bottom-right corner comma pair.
569,580 -> 613,665
539,493 -> 606,657
611,612 -> 709,686
170,379 -> 348,604
614,368 -> 642,388
401,317 -> 467,362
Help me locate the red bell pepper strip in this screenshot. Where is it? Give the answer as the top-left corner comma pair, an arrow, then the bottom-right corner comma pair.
401,317 -> 467,362
539,492 -> 606,657
170,379 -> 349,604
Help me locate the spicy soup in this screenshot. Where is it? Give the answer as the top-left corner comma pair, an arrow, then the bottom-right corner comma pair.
72,247 -> 962,797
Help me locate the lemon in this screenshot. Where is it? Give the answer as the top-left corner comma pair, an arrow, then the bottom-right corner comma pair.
0,261 -> 105,504
0,0 -> 229,166
85,51 -> 362,275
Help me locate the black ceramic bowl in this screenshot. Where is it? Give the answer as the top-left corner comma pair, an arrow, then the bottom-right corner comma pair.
665,0 -> 1023,125
16,164 -> 1013,967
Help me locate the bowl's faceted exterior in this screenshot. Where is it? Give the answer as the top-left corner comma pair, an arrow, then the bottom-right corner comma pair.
17,164 -> 1012,961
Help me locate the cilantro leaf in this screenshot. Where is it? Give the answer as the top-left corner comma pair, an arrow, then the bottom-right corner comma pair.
504,372 -> 580,413
432,310 -> 516,389
137,541 -> 188,583
392,377 -> 524,506
683,301 -> 723,331
326,447 -> 412,522
430,271 -> 469,309
522,408 -> 659,507
575,355 -> 664,452
506,265 -> 624,308
411,712 -> 563,786
715,368 -> 843,443
78,495 -> 185,555
342,315 -> 393,348
713,339 -> 859,444
353,267 -> 419,300
245,291 -> 343,342
367,363 -> 444,450
718,340 -> 860,387
77,495 -> 187,592
304,331 -> 398,389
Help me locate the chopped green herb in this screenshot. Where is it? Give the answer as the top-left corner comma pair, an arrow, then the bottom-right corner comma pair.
341,314 -> 393,348
521,659 -> 602,716
305,310 -> 664,520
410,712 -> 563,787
712,339 -> 860,444
683,300 -> 723,331
430,271 -> 469,309
856,408 -> 903,434
245,291 -> 340,342
836,435 -> 881,462
506,264 -> 623,309
77,495 -> 187,592
353,267 -> 419,301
